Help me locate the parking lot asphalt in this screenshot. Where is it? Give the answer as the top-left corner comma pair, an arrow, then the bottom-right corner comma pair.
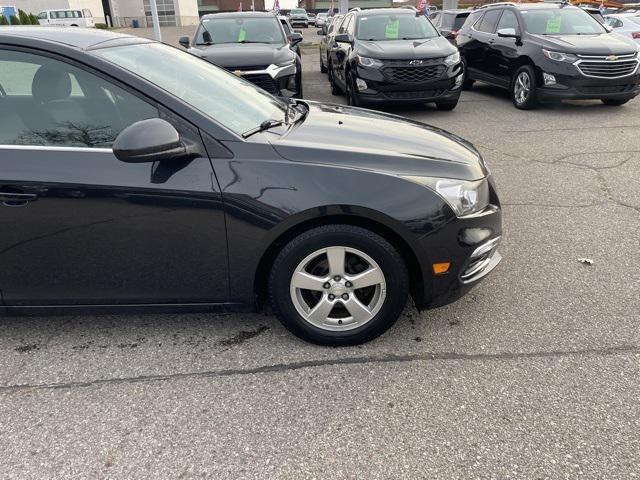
1,43 -> 639,479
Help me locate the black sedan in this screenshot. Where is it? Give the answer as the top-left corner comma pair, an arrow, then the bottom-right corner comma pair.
0,27 -> 502,345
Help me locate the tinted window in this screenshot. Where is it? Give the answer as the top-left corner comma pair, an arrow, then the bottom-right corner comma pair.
0,50 -> 158,148
497,10 -> 519,31
38,12 -> 47,19
339,15 -> 352,34
477,9 -> 501,33
356,14 -> 439,40
464,10 -> 483,29
453,14 -> 470,30
196,17 -> 286,45
520,8 -> 605,35
95,42 -> 290,137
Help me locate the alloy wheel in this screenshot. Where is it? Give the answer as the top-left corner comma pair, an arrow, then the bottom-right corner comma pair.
289,246 -> 387,331
514,71 -> 531,105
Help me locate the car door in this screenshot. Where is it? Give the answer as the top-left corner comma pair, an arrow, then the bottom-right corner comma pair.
457,10 -> 486,73
334,14 -> 354,88
485,8 -> 521,86
468,9 -> 502,81
0,47 -> 228,307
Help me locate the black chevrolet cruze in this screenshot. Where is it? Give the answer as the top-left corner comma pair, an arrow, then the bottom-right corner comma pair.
457,3 -> 640,109
0,28 -> 502,345
327,8 -> 464,109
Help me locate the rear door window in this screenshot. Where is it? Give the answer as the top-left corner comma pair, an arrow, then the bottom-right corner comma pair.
476,9 -> 502,33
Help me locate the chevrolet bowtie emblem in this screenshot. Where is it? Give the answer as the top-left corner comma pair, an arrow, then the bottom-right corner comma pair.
606,55 -> 618,61
233,70 -> 244,76
409,59 -> 423,66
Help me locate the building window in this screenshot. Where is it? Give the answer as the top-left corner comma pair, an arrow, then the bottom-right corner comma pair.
143,0 -> 177,26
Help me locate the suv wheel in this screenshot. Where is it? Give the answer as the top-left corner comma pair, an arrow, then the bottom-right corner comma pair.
320,52 -> 327,73
461,57 -> 474,90
511,65 -> 538,110
601,98 -> 630,106
346,72 -> 360,107
329,62 -> 342,95
269,225 -> 409,346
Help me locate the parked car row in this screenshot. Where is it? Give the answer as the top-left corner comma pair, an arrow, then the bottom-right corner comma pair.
318,4 -> 640,110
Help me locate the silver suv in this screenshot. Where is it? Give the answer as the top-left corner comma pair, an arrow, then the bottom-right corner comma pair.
288,8 -> 309,28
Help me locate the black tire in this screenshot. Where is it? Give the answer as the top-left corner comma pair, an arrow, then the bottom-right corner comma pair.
435,100 -> 458,111
601,98 -> 630,106
320,52 -> 327,73
329,62 -> 342,95
346,71 -> 360,107
294,60 -> 303,99
511,64 -> 538,110
269,225 -> 409,346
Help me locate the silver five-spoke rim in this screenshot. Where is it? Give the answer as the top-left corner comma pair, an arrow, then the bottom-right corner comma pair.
514,72 -> 530,105
290,246 -> 387,331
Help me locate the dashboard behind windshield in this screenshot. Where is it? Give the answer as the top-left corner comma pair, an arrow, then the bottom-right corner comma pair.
196,17 -> 286,45
521,8 -> 606,35
357,14 -> 439,41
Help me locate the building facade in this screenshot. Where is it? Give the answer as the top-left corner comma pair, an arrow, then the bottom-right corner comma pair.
107,0 -> 199,27
5,0 -> 106,22
198,0 -> 266,14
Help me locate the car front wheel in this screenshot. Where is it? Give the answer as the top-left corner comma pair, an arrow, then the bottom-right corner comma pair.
269,225 -> 409,345
320,51 -> 327,73
511,65 -> 538,110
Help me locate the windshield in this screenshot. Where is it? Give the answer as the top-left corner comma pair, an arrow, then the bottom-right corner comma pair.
291,9 -> 306,14
356,14 -> 439,41
195,17 -> 285,45
94,43 -> 287,137
521,8 -> 606,35
318,13 -> 328,19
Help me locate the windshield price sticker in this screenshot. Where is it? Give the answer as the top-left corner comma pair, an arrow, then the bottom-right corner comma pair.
546,16 -> 562,34
385,19 -> 400,39
238,27 -> 246,42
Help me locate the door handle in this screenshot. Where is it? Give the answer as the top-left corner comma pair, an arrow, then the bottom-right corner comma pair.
0,191 -> 38,207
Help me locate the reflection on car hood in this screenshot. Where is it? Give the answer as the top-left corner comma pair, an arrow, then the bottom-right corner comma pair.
357,37 -> 457,60
271,102 -> 488,181
189,43 -> 294,68
535,32 -> 639,55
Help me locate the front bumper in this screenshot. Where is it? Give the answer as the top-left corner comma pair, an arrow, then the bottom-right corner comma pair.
290,18 -> 308,26
413,180 -> 503,310
536,56 -> 640,102
353,61 -> 464,104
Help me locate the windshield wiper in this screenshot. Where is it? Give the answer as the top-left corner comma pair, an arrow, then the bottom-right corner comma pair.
242,119 -> 285,138
196,42 -> 214,46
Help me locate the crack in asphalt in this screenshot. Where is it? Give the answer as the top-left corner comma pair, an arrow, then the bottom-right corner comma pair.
1,344 -> 637,395
477,145 -> 640,215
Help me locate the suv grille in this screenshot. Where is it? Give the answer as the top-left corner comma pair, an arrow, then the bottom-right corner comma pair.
576,55 -> 639,78
383,64 -> 446,83
241,74 -> 278,94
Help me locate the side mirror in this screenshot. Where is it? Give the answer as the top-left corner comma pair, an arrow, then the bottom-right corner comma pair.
290,32 -> 303,46
179,36 -> 190,48
497,28 -> 517,38
334,33 -> 353,44
113,119 -> 187,163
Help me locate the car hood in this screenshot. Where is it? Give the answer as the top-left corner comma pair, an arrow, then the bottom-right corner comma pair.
271,102 -> 487,181
356,36 -> 457,60
189,42 -> 294,68
535,32 -> 639,55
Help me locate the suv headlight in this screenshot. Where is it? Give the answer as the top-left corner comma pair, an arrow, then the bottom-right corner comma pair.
357,56 -> 383,68
444,51 -> 461,66
403,176 -> 490,217
542,49 -> 578,63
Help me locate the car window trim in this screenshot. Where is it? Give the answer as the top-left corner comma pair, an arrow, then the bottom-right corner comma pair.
0,144 -> 113,153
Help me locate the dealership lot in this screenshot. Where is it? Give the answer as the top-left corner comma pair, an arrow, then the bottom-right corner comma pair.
1,36 -> 639,479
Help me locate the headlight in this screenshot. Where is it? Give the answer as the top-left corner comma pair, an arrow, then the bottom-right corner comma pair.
403,176 -> 490,217
357,56 -> 383,68
444,51 -> 461,66
542,49 -> 578,63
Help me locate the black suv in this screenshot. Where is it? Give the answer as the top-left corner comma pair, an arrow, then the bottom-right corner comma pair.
327,8 -> 464,110
180,12 -> 303,98
430,9 -> 471,43
457,3 -> 640,109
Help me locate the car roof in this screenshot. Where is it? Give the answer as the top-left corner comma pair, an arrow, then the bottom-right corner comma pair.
0,26 -> 150,50
482,2 -> 582,9
440,9 -> 472,14
351,8 -> 422,16
202,11 -> 277,20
